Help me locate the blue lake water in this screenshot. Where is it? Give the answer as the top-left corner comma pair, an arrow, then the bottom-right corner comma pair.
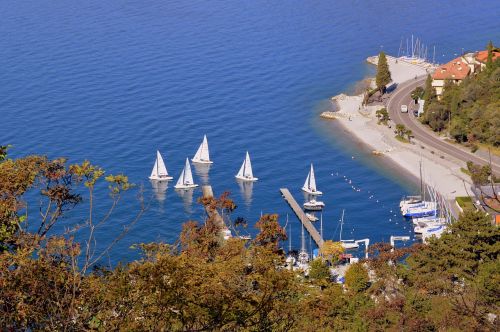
1,0 -> 499,263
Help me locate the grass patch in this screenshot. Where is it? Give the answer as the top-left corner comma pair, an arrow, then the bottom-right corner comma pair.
395,136 -> 410,143
477,143 -> 500,157
456,196 -> 475,210
460,167 -> 471,176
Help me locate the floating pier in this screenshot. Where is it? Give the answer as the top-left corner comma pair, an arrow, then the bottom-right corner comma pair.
280,188 -> 324,248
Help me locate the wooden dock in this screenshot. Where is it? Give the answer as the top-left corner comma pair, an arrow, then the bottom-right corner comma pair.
280,188 -> 324,248
201,185 -> 226,230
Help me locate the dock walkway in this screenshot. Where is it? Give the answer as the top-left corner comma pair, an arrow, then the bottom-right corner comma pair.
280,188 -> 324,248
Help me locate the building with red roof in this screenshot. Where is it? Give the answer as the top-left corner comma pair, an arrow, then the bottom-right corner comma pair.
432,57 -> 470,97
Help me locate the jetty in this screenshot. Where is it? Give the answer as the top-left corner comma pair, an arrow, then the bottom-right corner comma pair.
280,188 -> 324,247
201,185 -> 226,231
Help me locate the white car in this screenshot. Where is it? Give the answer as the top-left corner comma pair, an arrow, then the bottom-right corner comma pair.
400,105 -> 408,113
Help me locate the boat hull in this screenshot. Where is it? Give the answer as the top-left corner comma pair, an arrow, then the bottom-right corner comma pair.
235,175 -> 258,182
174,184 -> 199,189
403,209 -> 437,218
191,159 -> 213,164
301,187 -> 323,196
303,204 -> 324,211
149,175 -> 173,181
341,242 -> 359,250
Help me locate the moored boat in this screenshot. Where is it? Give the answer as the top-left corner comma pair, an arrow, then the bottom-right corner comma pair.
303,199 -> 325,211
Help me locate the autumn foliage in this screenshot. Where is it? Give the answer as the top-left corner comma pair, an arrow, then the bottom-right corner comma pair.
0,148 -> 498,331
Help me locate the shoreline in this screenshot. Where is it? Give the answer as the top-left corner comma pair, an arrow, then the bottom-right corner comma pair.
322,55 -> 472,203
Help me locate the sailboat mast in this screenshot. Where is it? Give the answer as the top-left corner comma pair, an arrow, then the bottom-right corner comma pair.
419,160 -> 423,198
340,209 -> 345,241
288,216 -> 291,252
320,213 -> 323,240
301,225 -> 305,253
411,34 -> 414,58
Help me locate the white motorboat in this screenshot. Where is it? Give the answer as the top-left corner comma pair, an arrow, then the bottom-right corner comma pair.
422,225 -> 446,243
174,158 -> 198,189
302,163 -> 322,195
235,151 -> 258,181
192,134 -> 213,164
149,150 -> 173,181
303,199 -> 325,211
403,201 -> 437,218
414,220 -> 446,234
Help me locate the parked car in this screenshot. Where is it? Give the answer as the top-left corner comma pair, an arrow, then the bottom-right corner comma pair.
413,110 -> 419,117
400,105 -> 408,113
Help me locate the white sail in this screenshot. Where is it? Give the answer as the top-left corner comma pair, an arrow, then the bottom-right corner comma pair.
309,164 -> 317,192
149,150 -> 172,180
184,158 -> 194,185
150,159 -> 159,179
235,151 -> 257,181
302,172 -> 310,191
175,168 -> 185,188
192,135 -> 212,164
175,158 -> 198,189
156,151 -> 169,177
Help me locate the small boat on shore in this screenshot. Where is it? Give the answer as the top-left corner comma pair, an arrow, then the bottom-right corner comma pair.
149,150 -> 173,181
192,134 -> 213,164
305,213 -> 319,222
303,199 -> 325,211
302,163 -> 322,195
174,158 -> 198,189
235,151 -> 258,182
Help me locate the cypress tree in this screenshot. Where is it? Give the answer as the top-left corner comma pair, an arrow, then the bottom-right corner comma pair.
375,51 -> 392,95
486,40 -> 494,71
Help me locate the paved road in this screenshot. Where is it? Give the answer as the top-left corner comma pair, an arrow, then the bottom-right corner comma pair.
387,77 -> 500,175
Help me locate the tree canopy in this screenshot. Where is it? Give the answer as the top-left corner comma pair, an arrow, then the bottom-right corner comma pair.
1,149 -> 499,331
376,51 -> 392,94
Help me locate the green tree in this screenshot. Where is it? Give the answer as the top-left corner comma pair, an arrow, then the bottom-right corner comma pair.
344,263 -> 370,293
423,74 -> 436,113
308,258 -> 330,282
375,107 -> 390,125
396,123 -> 406,138
410,86 -> 424,102
376,51 -> 392,95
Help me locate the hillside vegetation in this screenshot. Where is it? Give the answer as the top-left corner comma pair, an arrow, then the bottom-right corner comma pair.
422,47 -> 500,148
1,149 -> 499,331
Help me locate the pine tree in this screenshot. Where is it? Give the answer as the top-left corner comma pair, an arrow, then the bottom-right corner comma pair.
423,74 -> 436,112
375,51 -> 392,95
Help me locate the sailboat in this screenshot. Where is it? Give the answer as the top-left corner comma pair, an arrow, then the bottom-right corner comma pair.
339,210 -> 359,250
192,135 -> 213,164
235,151 -> 258,182
149,150 -> 173,181
174,158 -> 198,189
302,163 -> 322,195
